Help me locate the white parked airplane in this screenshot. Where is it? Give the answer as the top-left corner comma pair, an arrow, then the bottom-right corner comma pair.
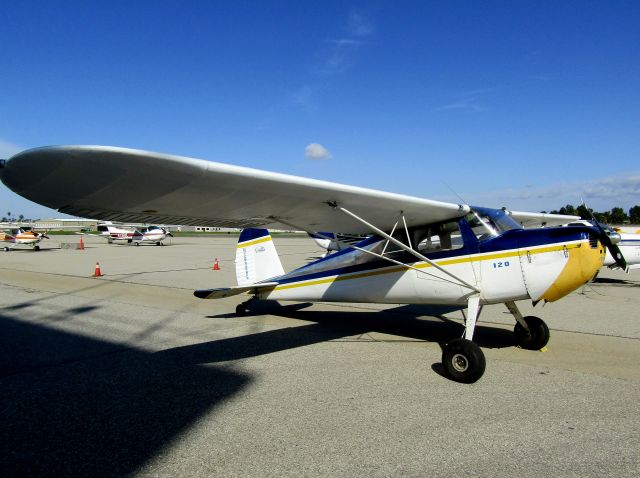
1,227 -> 49,251
308,231 -> 366,256
612,226 -> 640,270
95,222 -> 172,245
96,222 -> 136,243
131,225 -> 173,246
0,145 -> 623,383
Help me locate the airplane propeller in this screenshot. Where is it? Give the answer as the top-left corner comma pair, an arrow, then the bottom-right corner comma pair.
582,204 -> 627,270
594,221 -> 627,270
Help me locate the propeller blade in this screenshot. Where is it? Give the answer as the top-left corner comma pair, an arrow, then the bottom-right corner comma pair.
594,221 -> 627,270
581,201 -> 627,270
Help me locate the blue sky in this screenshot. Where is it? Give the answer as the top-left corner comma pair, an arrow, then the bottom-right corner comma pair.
1,1 -> 639,219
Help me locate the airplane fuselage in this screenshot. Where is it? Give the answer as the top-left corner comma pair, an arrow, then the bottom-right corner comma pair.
256,218 -> 604,306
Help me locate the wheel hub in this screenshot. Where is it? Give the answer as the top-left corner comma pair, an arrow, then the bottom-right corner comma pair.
451,353 -> 469,372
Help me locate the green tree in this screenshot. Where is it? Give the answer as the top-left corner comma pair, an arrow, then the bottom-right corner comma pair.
576,204 -> 593,220
593,211 -> 611,223
629,205 -> 640,224
610,207 -> 627,224
558,204 -> 577,216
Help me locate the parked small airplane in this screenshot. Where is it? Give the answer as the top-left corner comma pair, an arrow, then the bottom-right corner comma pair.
0,145 -> 624,383
95,222 -> 172,245
96,222 -> 135,243
1,227 -> 49,251
308,231 -> 366,256
612,227 -> 640,270
131,225 -> 173,246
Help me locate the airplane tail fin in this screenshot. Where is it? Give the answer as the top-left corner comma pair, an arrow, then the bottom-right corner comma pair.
235,229 -> 284,286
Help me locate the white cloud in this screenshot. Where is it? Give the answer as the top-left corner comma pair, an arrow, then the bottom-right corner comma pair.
0,138 -> 23,158
304,143 -> 333,160
434,100 -> 487,113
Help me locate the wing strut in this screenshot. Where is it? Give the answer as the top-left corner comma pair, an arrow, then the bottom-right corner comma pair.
329,205 -> 481,293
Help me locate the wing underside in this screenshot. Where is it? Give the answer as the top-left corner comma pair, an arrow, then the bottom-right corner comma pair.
1,146 -> 468,234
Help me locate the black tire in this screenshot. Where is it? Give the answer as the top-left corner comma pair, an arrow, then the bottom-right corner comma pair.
4,246 -> 10,252
34,245 -> 40,251
156,242 -> 161,246
442,338 -> 486,384
514,316 -> 550,350
235,302 -> 249,316
135,242 -> 140,246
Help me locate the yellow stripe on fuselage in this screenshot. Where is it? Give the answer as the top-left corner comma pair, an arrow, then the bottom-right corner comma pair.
237,236 -> 272,248
274,241 -> 586,292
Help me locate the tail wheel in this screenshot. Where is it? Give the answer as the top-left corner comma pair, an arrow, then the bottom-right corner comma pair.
442,338 -> 486,384
514,316 -> 550,350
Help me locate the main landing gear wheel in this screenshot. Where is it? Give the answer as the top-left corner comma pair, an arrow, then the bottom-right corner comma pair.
514,316 -> 550,350
34,245 -> 40,251
235,299 -> 255,316
442,338 -> 486,384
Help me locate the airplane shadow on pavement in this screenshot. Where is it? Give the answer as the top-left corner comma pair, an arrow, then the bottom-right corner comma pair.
0,310 -> 250,477
218,300 -> 517,350
1,299 -> 515,476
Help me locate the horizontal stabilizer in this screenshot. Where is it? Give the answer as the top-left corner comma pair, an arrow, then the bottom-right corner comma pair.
193,282 -> 279,300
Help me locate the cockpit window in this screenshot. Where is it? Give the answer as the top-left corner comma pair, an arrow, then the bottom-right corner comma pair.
467,207 -> 522,241
466,212 -> 499,241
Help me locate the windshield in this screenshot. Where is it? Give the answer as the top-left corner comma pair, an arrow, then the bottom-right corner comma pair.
468,207 -> 522,241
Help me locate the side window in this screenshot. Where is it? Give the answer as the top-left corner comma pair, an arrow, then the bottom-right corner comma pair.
416,221 -> 463,253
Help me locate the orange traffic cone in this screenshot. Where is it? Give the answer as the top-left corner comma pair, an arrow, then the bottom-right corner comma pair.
93,262 -> 103,277
213,258 -> 220,270
78,237 -> 85,250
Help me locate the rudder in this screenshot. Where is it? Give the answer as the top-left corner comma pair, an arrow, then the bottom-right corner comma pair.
235,229 -> 285,286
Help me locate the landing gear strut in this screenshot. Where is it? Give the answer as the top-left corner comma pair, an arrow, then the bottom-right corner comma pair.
442,294 -> 486,384
505,302 -> 550,350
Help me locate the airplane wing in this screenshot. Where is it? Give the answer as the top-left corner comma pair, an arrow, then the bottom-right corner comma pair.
1,145 -> 469,234
506,210 -> 580,228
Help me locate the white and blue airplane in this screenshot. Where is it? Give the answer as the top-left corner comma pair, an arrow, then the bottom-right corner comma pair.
0,145 -> 624,383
